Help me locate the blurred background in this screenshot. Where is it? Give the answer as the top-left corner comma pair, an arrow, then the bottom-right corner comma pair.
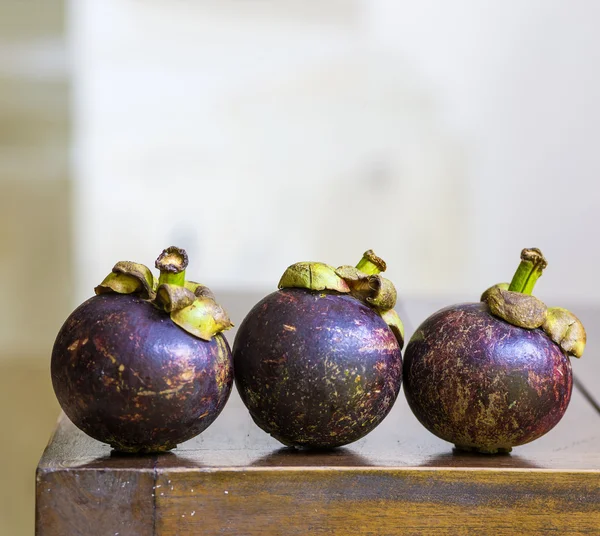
2,1 -> 600,533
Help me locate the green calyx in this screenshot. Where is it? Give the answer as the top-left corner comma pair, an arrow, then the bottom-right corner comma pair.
542,307 -> 586,358
155,284 -> 196,313
278,250 -> 404,347
485,285 -> 547,329
380,308 -> 405,349
278,262 -> 350,293
480,282 -> 509,303
481,248 -> 586,358
170,297 -> 232,341
94,246 -> 232,341
95,261 -> 156,299
184,281 -> 216,300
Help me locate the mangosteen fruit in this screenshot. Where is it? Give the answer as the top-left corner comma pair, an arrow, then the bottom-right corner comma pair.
233,250 -> 404,448
403,248 -> 586,454
51,247 -> 234,453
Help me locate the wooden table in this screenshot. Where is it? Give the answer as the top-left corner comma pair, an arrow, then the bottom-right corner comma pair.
36,295 -> 600,535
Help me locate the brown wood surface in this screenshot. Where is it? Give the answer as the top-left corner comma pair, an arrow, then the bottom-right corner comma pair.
36,296 -> 600,536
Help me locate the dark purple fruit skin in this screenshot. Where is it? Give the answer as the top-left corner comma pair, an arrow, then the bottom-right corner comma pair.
233,288 -> 402,448
51,293 -> 233,453
403,303 -> 572,452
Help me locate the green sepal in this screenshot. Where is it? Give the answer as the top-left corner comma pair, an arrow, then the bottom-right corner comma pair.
92,247 -> 232,342
335,266 -> 397,310
380,308 -> 405,349
170,297 -> 234,341
95,272 -> 143,296
542,307 -> 586,358
278,262 -> 350,293
155,284 -> 196,313
95,261 -> 155,299
484,285 -> 547,329
365,276 -> 397,310
334,265 -> 365,282
185,281 -> 216,300
480,282 -> 509,303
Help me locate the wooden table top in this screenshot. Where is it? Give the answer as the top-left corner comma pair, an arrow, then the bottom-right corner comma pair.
36,295 -> 600,535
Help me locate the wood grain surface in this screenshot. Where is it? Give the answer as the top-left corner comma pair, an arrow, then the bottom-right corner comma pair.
36,296 -> 600,535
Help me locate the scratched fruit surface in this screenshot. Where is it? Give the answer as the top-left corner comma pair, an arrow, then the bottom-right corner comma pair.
233,288 -> 402,448
51,293 -> 233,453
404,303 -> 572,453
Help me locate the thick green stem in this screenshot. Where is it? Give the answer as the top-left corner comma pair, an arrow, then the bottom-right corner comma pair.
355,250 -> 386,275
507,248 -> 547,295
158,270 -> 186,287
155,246 -> 188,287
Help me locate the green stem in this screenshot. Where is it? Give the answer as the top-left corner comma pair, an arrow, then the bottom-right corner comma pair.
158,271 -> 186,287
507,248 -> 547,295
356,250 -> 386,275
155,246 -> 188,287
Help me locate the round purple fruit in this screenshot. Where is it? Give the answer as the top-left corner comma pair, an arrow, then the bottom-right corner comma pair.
403,248 -> 586,453
51,247 -> 234,453
233,251 -> 404,448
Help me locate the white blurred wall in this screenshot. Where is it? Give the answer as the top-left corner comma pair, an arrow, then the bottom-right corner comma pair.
71,0 -> 600,306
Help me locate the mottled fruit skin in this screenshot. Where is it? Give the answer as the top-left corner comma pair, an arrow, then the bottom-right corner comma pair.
51,294 -> 233,453
404,303 -> 572,453
233,289 -> 402,448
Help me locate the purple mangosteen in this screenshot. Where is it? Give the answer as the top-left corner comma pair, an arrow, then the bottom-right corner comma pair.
403,248 -> 586,453
233,251 -> 404,448
51,247 -> 234,453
